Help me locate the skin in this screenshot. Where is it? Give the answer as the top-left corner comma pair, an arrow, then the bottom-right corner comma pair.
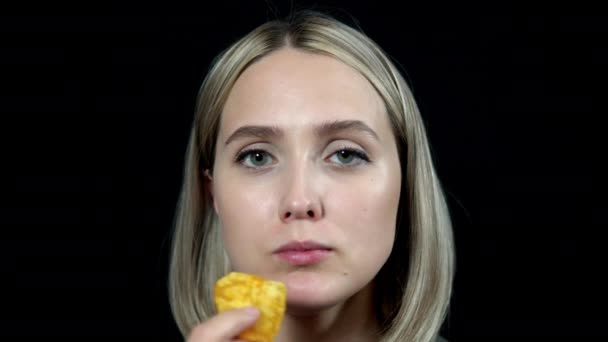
204,48 -> 402,342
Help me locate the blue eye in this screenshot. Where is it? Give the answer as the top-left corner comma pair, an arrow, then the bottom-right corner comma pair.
236,149 -> 273,168
235,147 -> 370,169
328,148 -> 370,166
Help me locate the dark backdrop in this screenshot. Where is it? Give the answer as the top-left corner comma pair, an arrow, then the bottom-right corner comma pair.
3,0 -> 606,340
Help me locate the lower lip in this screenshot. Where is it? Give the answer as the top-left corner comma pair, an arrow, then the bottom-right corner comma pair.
275,249 -> 331,265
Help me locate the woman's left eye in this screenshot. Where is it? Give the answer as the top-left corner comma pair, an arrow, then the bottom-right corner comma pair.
328,148 -> 370,166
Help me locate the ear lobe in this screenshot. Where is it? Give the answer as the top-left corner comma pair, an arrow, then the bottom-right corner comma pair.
204,169 -> 219,214
204,169 -> 213,189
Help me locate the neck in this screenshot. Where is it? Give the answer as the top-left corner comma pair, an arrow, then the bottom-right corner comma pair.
274,282 -> 380,342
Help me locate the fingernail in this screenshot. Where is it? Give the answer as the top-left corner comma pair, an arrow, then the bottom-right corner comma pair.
245,307 -> 259,317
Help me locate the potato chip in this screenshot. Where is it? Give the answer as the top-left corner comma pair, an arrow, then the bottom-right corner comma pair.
214,272 -> 286,342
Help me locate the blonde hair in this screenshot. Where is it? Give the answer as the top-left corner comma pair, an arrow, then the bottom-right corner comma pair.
168,10 -> 455,342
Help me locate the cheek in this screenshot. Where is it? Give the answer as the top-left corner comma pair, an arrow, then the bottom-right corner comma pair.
356,194 -> 397,245
214,179 -> 276,268
330,169 -> 400,262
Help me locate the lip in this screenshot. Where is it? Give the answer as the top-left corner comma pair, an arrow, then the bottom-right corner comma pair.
273,240 -> 333,266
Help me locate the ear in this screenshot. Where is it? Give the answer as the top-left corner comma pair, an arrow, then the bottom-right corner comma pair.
204,169 -> 219,214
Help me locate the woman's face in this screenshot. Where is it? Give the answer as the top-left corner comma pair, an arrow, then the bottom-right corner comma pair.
210,48 -> 401,313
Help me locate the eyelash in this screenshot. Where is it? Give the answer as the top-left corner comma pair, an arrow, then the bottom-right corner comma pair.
234,147 -> 371,169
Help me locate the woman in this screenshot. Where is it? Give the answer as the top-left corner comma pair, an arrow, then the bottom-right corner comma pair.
169,10 -> 454,342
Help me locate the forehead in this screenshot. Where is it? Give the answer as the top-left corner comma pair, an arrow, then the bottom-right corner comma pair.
220,48 -> 388,135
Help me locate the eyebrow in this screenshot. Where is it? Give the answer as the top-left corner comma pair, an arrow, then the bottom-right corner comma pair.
224,120 -> 380,146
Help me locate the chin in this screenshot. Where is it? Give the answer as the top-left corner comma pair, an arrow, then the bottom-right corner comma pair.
277,269 -> 359,315
285,291 -> 342,316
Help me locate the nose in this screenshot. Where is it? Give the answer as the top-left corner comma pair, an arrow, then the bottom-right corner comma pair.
279,166 -> 323,223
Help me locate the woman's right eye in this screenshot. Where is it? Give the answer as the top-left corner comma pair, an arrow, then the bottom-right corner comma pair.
235,149 -> 274,169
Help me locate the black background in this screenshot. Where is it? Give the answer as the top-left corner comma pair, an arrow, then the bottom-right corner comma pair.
3,0 -> 606,340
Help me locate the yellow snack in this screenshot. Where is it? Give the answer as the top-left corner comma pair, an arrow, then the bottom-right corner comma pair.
214,272 -> 286,342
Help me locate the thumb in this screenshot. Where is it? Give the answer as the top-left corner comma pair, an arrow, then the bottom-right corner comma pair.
188,307 -> 260,341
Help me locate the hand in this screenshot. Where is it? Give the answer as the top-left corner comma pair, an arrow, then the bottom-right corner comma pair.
187,307 -> 260,342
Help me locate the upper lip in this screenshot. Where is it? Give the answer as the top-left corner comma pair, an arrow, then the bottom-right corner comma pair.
274,240 -> 332,253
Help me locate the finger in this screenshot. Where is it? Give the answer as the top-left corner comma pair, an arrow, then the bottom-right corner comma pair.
187,307 -> 260,341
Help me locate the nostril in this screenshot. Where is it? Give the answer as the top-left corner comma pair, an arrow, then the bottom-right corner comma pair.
285,212 -> 291,219
307,210 -> 314,217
